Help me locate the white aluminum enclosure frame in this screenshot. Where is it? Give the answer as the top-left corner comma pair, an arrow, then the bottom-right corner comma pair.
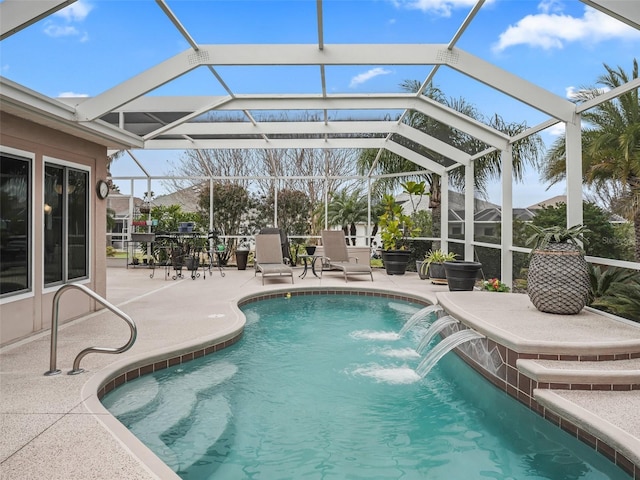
1,0 -> 639,285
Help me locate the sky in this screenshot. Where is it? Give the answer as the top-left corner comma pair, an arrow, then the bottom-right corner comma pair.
1,0 -> 639,207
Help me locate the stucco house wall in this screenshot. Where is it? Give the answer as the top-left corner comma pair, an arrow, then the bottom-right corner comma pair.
0,112 -> 109,346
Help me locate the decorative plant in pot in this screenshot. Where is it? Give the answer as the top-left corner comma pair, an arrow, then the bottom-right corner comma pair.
139,191 -> 154,214
235,238 -> 250,270
304,238 -> 317,256
526,224 -> 591,314
443,260 -> 484,291
420,249 -> 457,283
378,194 -> 420,275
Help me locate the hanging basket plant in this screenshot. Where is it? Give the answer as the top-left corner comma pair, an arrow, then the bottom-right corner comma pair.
139,191 -> 154,214
526,225 -> 591,315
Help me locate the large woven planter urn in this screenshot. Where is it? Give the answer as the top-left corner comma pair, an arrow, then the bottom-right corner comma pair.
527,243 -> 590,314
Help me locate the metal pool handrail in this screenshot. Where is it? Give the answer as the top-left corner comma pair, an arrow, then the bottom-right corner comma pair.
44,283 -> 137,376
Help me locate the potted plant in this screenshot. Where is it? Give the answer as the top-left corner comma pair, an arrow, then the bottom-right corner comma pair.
482,278 -> 510,292
378,194 -> 420,275
444,260 -> 484,291
304,238 -> 317,256
526,224 -> 591,314
235,238 -> 250,270
139,191 -> 153,214
419,249 -> 457,283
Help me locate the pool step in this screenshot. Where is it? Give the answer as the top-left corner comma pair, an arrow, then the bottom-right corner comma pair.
171,393 -> 232,474
103,375 -> 160,425
112,361 -> 238,471
517,358 -> 640,386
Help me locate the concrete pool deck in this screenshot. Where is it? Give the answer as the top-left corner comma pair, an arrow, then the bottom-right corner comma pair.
1,266 -> 639,479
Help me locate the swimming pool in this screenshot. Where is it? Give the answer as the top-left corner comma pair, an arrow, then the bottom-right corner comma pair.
103,294 -> 629,479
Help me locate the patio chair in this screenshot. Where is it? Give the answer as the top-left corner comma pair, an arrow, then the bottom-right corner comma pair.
320,230 -> 373,282
259,227 -> 292,264
254,234 -> 294,285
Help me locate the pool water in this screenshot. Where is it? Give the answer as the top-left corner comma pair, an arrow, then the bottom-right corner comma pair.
103,294 -> 629,479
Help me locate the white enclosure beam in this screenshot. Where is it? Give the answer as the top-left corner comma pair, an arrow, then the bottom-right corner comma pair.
169,120 -> 396,136
144,137 -> 383,150
464,163 -> 474,261
105,93 -> 510,149
500,146 -> 513,288
565,117 -> 584,229
381,142 -> 446,175
75,49 -> 204,120
0,0 -> 75,40
395,123 -> 471,166
163,121 -> 470,166
440,174 -> 449,252
449,48 -> 575,122
76,43 -> 575,123
582,0 -> 640,30
577,77 -> 640,113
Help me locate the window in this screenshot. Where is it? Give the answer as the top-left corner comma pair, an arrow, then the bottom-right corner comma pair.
44,163 -> 89,286
0,153 -> 31,296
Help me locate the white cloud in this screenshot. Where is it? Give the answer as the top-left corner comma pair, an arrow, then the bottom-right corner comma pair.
545,122 -> 565,137
58,92 -> 90,98
350,68 -> 393,88
44,24 -> 80,38
45,0 -> 92,40
391,0 -> 486,17
538,0 -> 564,15
54,1 -> 93,22
493,5 -> 640,52
566,85 -> 609,100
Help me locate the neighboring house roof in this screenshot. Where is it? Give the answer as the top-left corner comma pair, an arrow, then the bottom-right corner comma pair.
152,184 -> 202,212
107,184 -> 201,217
527,194 -> 628,223
448,207 -> 536,223
527,195 -> 567,210
396,190 -> 500,215
106,193 -> 143,217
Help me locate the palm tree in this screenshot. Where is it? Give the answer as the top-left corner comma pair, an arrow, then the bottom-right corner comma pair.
358,81 -> 543,249
541,59 -> 640,260
325,189 -> 369,245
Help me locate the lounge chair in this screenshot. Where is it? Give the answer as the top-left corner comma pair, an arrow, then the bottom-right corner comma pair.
320,230 -> 373,282
254,234 -> 294,285
259,227 -> 292,264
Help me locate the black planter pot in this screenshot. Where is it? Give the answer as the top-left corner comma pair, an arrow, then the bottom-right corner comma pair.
381,250 -> 411,275
427,262 -> 448,285
236,250 -> 249,270
443,261 -> 482,291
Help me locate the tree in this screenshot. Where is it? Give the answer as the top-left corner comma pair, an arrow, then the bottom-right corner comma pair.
358,81 -> 543,250
198,182 -> 254,263
530,202 -> 625,259
150,204 -> 202,234
541,59 -> 640,260
258,188 -> 312,260
325,189 -> 369,245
